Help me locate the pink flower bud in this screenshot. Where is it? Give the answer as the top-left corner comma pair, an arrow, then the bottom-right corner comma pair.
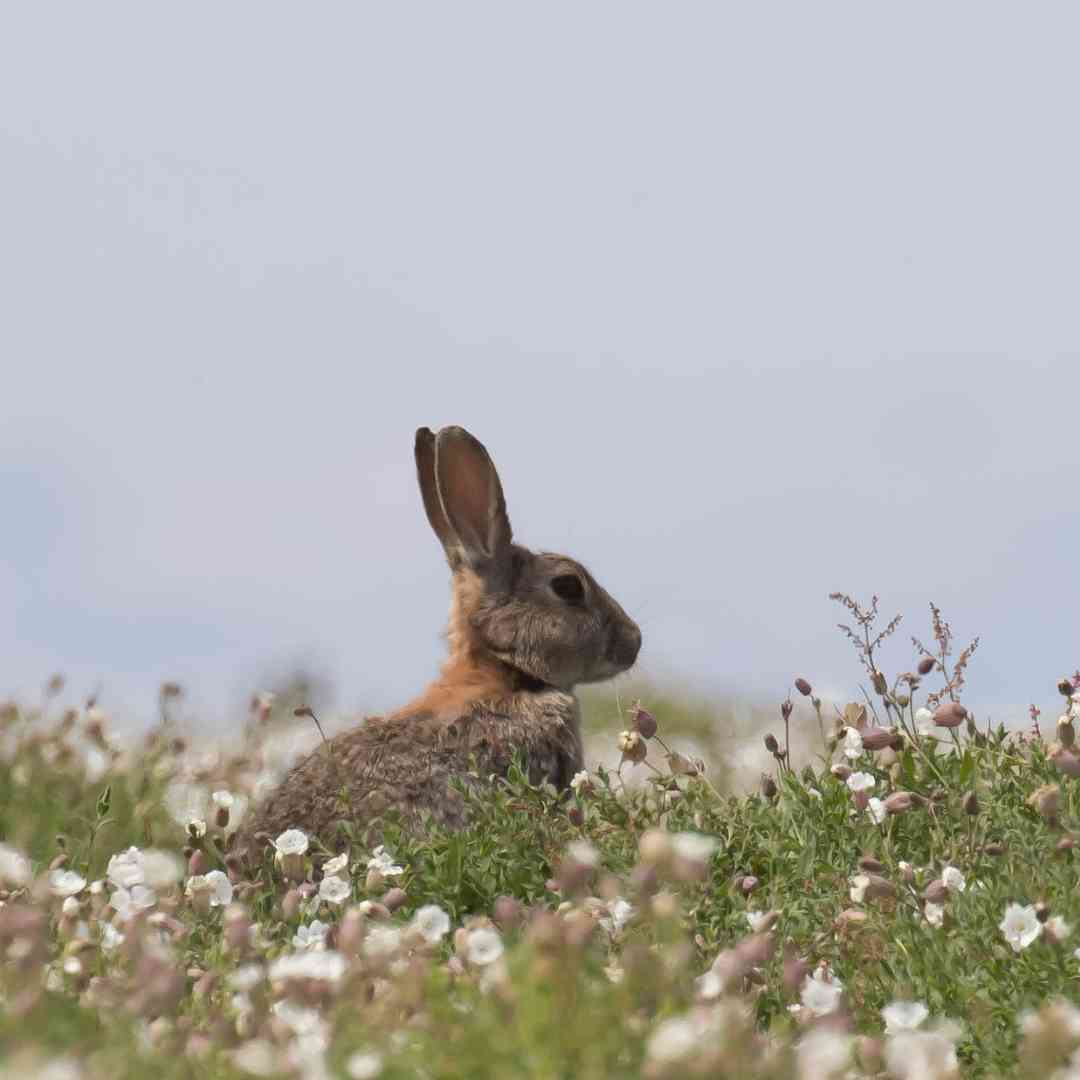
933,703 -> 967,728
794,678 -> 812,697
884,791 -> 916,815
918,657 -> 936,676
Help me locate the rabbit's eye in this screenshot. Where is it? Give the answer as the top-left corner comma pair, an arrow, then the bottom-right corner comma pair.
550,574 -> 586,605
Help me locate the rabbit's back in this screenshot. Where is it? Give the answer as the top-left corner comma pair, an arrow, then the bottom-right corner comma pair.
239,689 -> 582,857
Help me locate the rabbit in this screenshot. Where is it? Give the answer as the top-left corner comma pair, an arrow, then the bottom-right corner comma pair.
237,425 -> 642,860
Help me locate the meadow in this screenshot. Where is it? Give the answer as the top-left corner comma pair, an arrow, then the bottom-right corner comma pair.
1,595 -> 1079,1078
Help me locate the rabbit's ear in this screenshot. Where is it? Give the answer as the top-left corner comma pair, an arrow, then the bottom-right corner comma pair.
434,426 -> 513,586
415,427 -> 459,564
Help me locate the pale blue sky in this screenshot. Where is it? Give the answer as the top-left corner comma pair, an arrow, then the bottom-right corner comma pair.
2,4 -> 1078,730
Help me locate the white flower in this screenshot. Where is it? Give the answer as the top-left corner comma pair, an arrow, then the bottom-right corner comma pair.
914,708 -> 936,737
269,950 -> 346,984
695,970 -> 724,1001
796,1029 -> 854,1079
366,846 -> 403,877
565,840 -> 598,869
746,909 -> 772,933
363,926 -> 402,959
318,875 -> 351,906
271,999 -> 327,1039
602,898 -> 635,935
1000,903 -> 1042,952
1047,915 -> 1072,943
941,866 -> 966,894
187,819 -> 207,838
322,853 -> 348,879
111,884 -> 157,920
924,902 -> 945,928
867,797 -> 886,824
846,772 -> 875,794
849,875 -> 870,903
230,964 -> 265,992
465,926 -> 504,966
884,1026 -> 960,1080
61,896 -> 80,917
0,843 -> 31,887
647,1016 -> 699,1065
204,870 -> 233,907
569,770 -> 591,792
232,1039 -> 277,1077
211,790 -> 235,809
140,850 -> 184,890
273,829 -> 309,857
671,832 -> 718,864
100,922 -> 125,952
49,869 -> 87,898
842,727 -> 864,760
882,1000 -> 930,1034
346,1050 -> 384,1079
411,904 -> 451,944
106,847 -> 146,890
291,915 -> 328,950
800,967 -> 843,1016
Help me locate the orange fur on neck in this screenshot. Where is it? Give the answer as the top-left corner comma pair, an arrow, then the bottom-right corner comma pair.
388,568 -> 515,723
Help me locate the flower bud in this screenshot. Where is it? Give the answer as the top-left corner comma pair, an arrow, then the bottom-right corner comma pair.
871,671 -> 888,695
764,733 -> 779,754
281,888 -> 301,921
1058,715 -> 1076,748
1056,836 -> 1076,854
567,804 -> 584,827
780,700 -> 793,721
923,879 -> 948,904
632,705 -> 657,739
493,895 -> 523,931
963,790 -> 980,816
760,774 -> 778,799
1029,784 -> 1061,822
861,727 -> 898,751
1050,747 -> 1080,777
739,875 -> 759,896
214,806 -> 230,830
984,842 -> 1006,856
382,887 -> 407,913
918,657 -> 936,676
894,694 -> 910,708
337,906 -> 366,955
187,850 -> 208,877
884,791 -> 916,815
618,730 -> 647,765
794,678 -> 812,697
830,764 -> 851,781
1059,678 -> 1076,696
933,703 -> 967,728
859,855 -> 885,873
366,867 -> 385,892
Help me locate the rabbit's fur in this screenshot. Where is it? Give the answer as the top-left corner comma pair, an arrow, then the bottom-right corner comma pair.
238,426 -> 641,857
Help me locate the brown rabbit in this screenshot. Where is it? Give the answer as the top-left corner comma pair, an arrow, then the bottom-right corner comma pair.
238,426 -> 641,858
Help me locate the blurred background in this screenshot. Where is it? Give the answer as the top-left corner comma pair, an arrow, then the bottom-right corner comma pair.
2,5 -> 1078,778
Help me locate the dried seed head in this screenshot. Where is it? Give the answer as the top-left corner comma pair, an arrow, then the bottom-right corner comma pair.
963,790 -> 980,816
281,889 -> 301,921
760,774 -> 778,799
918,657 -> 936,676
871,671 -> 889,695
1059,678 -> 1076,696
1057,715 -> 1076,748
933,702 -> 967,729
894,694 -> 910,708
794,678 -> 812,697
632,705 -> 657,739
780,700 -> 793,721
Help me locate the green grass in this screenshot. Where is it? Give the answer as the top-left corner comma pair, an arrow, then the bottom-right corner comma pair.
2,614 -> 1080,1078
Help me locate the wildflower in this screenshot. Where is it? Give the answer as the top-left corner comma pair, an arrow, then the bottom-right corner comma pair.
746,909 -> 773,933
647,1015 -> 700,1065
796,1029 -> 854,1079
322,852 -> 348,879
1000,903 -> 1042,952
111,884 -> 157,920
695,970 -> 724,1001
914,708 -> 936,737
0,843 -> 31,887
924,902 -> 945,928
274,829 -> 310,856
842,727 -> 864,760
49,869 -> 87,898
600,897 -> 635,935
292,919 -> 330,951
941,866 -> 966,894
100,922 -> 125,952
884,791 -> 916,815
362,926 -> 402,959
141,850 -> 184,890
882,1000 -> 930,1034
867,797 -> 887,824
884,1022 -> 961,1080
411,904 -> 451,944
569,769 -> 592,793
1046,915 -> 1072,945
187,819 -> 207,839
465,926 -> 504,966
671,832 -> 718,864
186,871 -> 232,912
933,702 -> 967,728
346,1050 -> 384,1079
846,772 -> 875,794
366,846 -> 404,877
618,729 -> 647,764
107,847 -> 146,890
211,790 -> 234,809
317,875 -> 351,906
800,966 -> 844,1016
268,950 -> 347,985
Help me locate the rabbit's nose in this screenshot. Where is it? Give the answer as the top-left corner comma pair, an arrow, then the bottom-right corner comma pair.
610,622 -> 642,669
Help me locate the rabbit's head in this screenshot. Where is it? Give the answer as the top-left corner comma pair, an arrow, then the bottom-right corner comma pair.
416,426 -> 642,692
